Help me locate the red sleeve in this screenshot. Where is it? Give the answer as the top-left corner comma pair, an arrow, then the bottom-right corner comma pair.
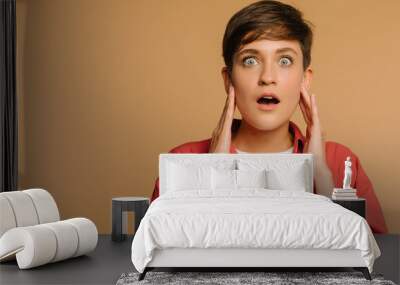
353,155 -> 388,233
150,177 -> 160,204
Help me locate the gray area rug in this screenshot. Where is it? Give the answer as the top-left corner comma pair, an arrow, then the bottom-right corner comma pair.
116,271 -> 396,285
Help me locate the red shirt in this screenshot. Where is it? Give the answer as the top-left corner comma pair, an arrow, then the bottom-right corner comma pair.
150,119 -> 388,234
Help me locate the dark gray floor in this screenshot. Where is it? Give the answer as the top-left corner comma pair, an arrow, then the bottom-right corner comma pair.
0,234 -> 399,285
374,234 -> 400,284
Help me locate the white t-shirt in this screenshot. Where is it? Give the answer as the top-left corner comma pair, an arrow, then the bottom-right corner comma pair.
235,146 -> 294,154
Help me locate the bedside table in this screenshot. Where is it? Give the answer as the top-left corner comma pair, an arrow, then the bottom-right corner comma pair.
332,198 -> 366,218
112,197 -> 149,242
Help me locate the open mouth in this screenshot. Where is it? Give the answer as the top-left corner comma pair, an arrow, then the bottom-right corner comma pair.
257,96 -> 280,105
256,95 -> 280,111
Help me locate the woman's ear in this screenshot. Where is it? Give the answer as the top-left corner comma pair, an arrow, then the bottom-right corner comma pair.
302,67 -> 313,90
221,66 -> 232,94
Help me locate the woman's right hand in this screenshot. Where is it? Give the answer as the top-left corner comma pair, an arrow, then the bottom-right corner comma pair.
209,84 -> 236,153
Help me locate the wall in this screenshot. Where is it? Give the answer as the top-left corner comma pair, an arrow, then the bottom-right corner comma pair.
16,0 -> 400,233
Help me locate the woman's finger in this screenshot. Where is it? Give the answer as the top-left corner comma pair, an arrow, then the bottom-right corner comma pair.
215,85 -> 233,134
214,85 -> 235,146
311,94 -> 324,139
300,84 -> 312,111
226,87 -> 235,119
300,92 -> 311,113
311,93 -> 323,132
221,85 -> 233,119
299,97 -> 311,126
311,93 -> 326,137
221,88 -> 235,136
310,94 -> 319,122
300,89 -> 311,115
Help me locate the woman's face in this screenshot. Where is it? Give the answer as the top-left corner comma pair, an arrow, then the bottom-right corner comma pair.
230,38 -> 309,131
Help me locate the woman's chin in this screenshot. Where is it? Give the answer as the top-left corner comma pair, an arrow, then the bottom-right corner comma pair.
245,116 -> 287,131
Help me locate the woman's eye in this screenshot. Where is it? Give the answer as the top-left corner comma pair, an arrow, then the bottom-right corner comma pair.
243,56 -> 258,66
279,56 -> 293,66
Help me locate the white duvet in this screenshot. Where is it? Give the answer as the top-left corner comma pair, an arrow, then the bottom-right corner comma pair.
131,189 -> 380,273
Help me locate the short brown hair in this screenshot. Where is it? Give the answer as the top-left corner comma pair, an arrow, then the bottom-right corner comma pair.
222,0 -> 314,76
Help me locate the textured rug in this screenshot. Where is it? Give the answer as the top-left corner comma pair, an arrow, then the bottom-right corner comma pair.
116,271 -> 397,285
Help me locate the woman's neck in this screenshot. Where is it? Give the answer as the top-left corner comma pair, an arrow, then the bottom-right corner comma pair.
232,119 -> 293,153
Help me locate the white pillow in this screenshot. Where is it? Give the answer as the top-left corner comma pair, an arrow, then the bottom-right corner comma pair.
266,162 -> 307,191
166,162 -> 212,191
211,168 -> 237,190
236,169 -> 268,188
211,168 -> 268,190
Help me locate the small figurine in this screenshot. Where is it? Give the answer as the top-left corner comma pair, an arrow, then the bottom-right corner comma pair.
342,156 -> 352,189
332,156 -> 358,199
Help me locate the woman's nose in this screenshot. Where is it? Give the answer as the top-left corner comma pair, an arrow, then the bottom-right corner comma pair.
258,62 -> 277,86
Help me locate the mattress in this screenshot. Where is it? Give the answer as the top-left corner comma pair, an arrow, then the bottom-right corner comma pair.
131,189 -> 381,273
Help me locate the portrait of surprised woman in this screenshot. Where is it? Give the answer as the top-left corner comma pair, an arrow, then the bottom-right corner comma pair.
150,0 -> 388,235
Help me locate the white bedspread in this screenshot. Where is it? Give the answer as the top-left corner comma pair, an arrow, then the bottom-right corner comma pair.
131,189 -> 380,273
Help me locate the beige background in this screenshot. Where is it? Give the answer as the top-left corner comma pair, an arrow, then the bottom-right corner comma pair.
16,0 -> 400,234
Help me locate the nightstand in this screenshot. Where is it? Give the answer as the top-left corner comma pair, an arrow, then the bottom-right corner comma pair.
332,198 -> 366,218
111,197 -> 149,242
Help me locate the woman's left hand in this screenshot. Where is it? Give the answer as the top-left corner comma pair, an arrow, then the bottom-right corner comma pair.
298,83 -> 326,162
299,83 -> 334,196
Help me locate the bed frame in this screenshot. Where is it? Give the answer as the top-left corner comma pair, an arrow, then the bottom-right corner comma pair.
138,248 -> 371,280
138,154 -> 373,281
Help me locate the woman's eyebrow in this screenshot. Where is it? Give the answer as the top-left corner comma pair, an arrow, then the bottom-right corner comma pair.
237,47 -> 298,56
276,47 -> 298,55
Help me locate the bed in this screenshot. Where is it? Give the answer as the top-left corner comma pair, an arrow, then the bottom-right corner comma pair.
131,153 -> 381,281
